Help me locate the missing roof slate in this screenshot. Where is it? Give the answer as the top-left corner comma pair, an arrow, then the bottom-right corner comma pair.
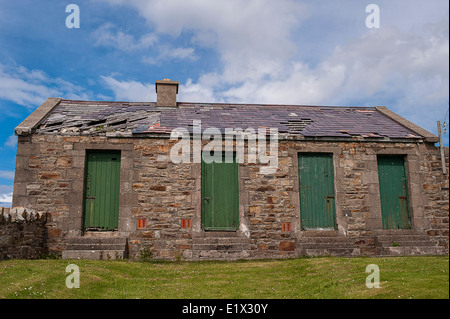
285,119 -> 313,132
33,100 -> 423,140
36,102 -> 161,135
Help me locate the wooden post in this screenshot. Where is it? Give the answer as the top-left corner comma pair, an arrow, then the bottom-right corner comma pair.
437,121 -> 447,175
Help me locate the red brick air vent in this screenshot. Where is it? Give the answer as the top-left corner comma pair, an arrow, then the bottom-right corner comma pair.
181,219 -> 191,228
282,223 -> 291,232
137,219 -> 147,229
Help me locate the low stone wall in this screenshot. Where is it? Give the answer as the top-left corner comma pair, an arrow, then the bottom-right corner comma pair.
0,207 -> 47,260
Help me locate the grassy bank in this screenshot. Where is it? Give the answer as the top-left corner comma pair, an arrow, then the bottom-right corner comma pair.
0,256 -> 448,299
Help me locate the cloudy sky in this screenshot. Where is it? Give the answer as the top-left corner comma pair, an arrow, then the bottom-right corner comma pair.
0,0 -> 449,206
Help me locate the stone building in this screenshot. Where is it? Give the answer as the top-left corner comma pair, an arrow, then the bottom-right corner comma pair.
12,79 -> 449,260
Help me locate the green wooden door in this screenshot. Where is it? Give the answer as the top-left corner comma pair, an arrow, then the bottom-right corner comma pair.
377,155 -> 411,229
201,153 -> 239,231
298,153 -> 336,230
84,151 -> 121,230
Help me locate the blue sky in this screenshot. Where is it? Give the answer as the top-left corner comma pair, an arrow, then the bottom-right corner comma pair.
0,0 -> 449,206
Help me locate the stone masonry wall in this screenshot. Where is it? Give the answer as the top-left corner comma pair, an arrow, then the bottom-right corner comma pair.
130,138 -> 196,259
0,207 -> 47,260
423,146 -> 449,250
12,134 -> 449,260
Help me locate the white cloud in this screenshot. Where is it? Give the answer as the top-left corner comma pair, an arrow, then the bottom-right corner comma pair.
0,62 -> 91,108
93,22 -> 198,65
323,21 -> 449,133
100,0 -> 306,83
101,75 -> 219,103
100,75 -> 156,101
328,24 -> 449,98
0,63 -> 58,106
178,78 -> 219,103
0,171 -> 15,180
4,135 -> 17,148
93,23 -> 158,52
0,192 -> 13,206
220,61 -> 346,105
98,0 -> 448,137
143,45 -> 198,65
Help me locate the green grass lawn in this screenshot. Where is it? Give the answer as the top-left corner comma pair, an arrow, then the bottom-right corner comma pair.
0,256 -> 448,299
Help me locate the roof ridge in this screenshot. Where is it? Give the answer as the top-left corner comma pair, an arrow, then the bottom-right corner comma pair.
59,98 -> 375,109
176,101 -> 375,109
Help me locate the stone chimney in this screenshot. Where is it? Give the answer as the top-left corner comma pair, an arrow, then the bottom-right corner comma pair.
155,78 -> 179,107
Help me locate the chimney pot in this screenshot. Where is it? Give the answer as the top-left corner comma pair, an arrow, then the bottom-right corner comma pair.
155,79 -> 179,107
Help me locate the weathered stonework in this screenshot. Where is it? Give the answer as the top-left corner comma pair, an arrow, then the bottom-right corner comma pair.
11,132 -> 449,260
0,207 -> 47,260
422,146 -> 449,250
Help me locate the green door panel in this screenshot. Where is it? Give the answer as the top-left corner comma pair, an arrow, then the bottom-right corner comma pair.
84,151 -> 121,230
377,155 -> 411,230
201,153 -> 239,231
298,153 -> 336,230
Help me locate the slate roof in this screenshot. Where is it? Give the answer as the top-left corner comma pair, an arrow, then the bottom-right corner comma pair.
34,99 -> 422,140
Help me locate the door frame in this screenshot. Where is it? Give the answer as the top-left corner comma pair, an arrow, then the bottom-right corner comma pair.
201,152 -> 240,231
298,152 -> 337,230
83,150 -> 122,231
377,154 -> 412,230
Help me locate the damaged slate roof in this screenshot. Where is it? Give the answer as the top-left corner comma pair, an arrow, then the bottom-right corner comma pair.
22,99 -> 430,141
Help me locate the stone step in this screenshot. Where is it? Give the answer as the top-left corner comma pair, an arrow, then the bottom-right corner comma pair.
376,234 -> 430,240
376,234 -> 436,249
300,234 -> 434,245
193,243 -> 251,251
299,241 -> 360,256
377,236 -> 431,242
379,246 -> 447,256
298,236 -> 358,252
62,237 -> 127,260
193,249 -> 252,260
192,236 -> 252,260
298,242 -> 358,250
193,237 -> 250,245
192,237 -> 250,252
301,230 -> 339,237
378,240 -> 435,247
303,248 -> 360,257
297,232 -> 446,257
298,237 -> 357,244
65,243 -> 127,250
65,237 -> 127,250
62,249 -> 126,260
373,229 -> 419,236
